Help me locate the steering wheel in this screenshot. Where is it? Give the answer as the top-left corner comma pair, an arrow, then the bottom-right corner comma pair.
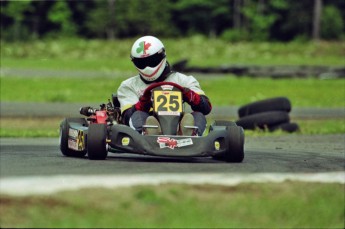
142,82 -> 184,98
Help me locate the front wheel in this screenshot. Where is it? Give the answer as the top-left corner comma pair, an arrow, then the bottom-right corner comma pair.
213,126 -> 244,163
226,126 -> 245,162
87,124 -> 108,160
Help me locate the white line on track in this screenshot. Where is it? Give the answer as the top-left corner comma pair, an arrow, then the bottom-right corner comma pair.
1,172 -> 344,196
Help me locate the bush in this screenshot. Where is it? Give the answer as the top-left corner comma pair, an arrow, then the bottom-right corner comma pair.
220,29 -> 249,42
321,6 -> 344,40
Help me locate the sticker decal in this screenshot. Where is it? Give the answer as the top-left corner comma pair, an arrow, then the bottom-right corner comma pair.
68,128 -> 85,151
122,137 -> 130,146
160,85 -> 173,90
136,41 -> 151,57
157,137 -> 193,149
77,131 -> 85,150
68,128 -> 78,138
157,111 -> 180,116
214,141 -> 220,150
68,139 -> 78,151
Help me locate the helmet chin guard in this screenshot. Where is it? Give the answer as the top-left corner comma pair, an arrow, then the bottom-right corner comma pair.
131,36 -> 167,82
136,58 -> 167,82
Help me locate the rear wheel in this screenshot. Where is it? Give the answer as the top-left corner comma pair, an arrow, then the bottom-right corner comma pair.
87,124 -> 108,160
59,118 -> 88,158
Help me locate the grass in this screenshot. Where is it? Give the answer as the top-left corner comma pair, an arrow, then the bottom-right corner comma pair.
1,38 -> 344,107
296,119 -> 345,135
1,38 -> 344,136
1,182 -> 343,228
1,38 -> 345,71
1,76 -> 344,107
0,117 -> 61,137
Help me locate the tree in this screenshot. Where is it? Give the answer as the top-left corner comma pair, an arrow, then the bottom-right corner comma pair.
241,0 -> 288,41
233,0 -> 242,29
114,0 -> 177,37
1,0 -> 344,41
312,0 -> 322,41
321,5 -> 344,39
172,0 -> 231,37
48,0 -> 77,37
1,0 -> 33,40
85,0 -> 176,39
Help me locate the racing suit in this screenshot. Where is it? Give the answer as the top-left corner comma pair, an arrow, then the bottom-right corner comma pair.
117,63 -> 212,135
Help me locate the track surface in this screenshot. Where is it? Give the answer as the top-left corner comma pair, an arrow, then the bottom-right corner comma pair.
2,101 -> 345,119
1,135 -> 344,178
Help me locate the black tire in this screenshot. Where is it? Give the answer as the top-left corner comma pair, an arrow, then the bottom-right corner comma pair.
269,122 -> 300,133
87,124 -> 108,160
59,118 -> 88,158
209,120 -> 237,132
213,126 -> 244,163
236,111 -> 290,130
226,126 -> 245,162
238,97 -> 291,118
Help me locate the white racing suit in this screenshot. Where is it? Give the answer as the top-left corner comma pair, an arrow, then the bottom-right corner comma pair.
117,69 -> 212,135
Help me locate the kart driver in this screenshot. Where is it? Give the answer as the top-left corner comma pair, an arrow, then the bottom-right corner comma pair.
117,35 -> 212,136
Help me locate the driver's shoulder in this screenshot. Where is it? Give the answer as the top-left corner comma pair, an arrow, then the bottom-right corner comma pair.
169,71 -> 196,81
120,75 -> 141,87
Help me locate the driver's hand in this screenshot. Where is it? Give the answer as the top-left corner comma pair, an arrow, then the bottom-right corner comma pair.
182,88 -> 201,106
134,94 -> 152,112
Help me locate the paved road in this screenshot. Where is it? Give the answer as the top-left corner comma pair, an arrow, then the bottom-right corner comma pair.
1,135 -> 343,178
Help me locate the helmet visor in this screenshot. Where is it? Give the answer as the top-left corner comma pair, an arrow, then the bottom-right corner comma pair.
132,52 -> 165,69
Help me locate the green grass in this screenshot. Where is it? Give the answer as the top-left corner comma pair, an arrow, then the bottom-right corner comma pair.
201,77 -> 345,108
0,117 -> 61,138
1,38 -> 345,71
1,39 -> 344,137
1,38 -> 344,107
297,119 -> 345,135
1,182 -> 343,228
1,76 -> 344,107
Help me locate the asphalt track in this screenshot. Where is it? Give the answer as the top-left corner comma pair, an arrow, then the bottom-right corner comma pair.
1,134 -> 344,179
1,68 -> 344,193
0,102 -> 344,186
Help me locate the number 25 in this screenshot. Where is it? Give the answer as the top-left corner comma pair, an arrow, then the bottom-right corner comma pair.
157,95 -> 179,111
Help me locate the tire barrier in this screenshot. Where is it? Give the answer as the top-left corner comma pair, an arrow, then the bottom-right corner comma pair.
268,122 -> 300,133
172,60 -> 345,78
238,97 -> 291,118
235,97 -> 300,133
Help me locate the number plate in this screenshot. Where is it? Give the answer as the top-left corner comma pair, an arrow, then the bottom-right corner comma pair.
153,90 -> 182,115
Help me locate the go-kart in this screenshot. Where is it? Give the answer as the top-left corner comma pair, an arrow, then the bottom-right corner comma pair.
59,82 -> 245,162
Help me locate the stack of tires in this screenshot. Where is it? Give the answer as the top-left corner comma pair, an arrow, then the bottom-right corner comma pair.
235,97 -> 299,133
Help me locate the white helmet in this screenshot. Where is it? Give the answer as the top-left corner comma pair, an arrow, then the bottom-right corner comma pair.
130,36 -> 167,82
